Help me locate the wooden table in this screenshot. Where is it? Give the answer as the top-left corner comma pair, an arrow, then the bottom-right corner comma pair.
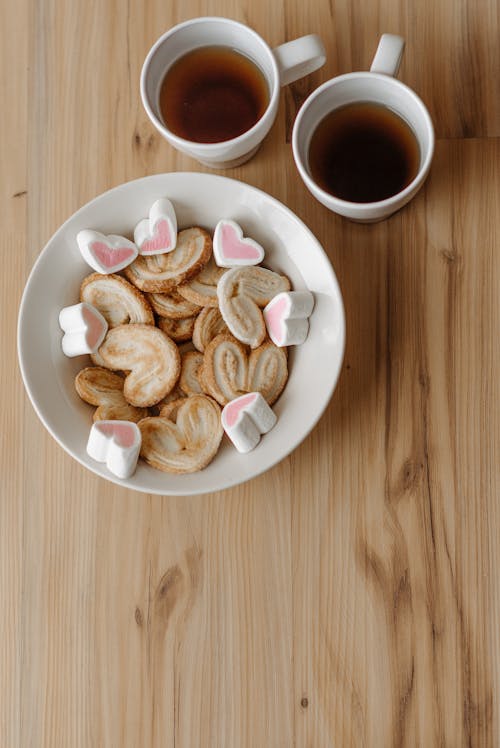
2,1 -> 499,745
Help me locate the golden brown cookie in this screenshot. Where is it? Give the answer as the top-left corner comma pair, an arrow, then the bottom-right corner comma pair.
246,340 -> 289,404
138,395 -> 223,473
123,227 -> 212,292
75,366 -> 148,422
179,351 -> 204,395
155,386 -> 187,411
217,266 -> 291,348
201,333 -> 288,405
158,397 -> 187,421
80,273 -> 154,327
177,256 -> 226,307
89,350 -> 107,368
146,289 -> 201,319
157,315 -> 197,342
192,307 -> 229,352
97,324 -> 181,407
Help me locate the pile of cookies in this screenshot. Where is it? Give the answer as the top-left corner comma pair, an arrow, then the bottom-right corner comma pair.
59,198 -> 314,479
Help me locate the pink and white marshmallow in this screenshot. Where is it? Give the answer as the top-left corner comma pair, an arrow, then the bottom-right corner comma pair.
263,291 -> 314,347
86,420 -> 141,479
221,392 -> 277,453
59,302 -> 108,357
134,198 -> 177,255
213,219 -> 265,268
77,229 -> 138,274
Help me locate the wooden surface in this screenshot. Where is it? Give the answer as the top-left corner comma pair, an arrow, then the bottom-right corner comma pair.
2,0 -> 499,745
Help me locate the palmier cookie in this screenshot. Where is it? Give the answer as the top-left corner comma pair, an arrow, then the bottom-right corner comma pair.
157,315 -> 197,343
155,386 -> 186,412
138,395 -> 223,474
75,367 -> 147,422
80,273 -> 154,327
177,256 -> 226,307
158,398 -> 187,421
123,227 -> 212,292
97,324 -> 181,407
217,266 -> 291,348
192,307 -> 229,352
201,334 -> 288,406
146,289 -> 201,319
179,351 -> 204,395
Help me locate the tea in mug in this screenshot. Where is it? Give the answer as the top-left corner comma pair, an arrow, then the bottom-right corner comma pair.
159,46 -> 270,143
308,102 -> 420,202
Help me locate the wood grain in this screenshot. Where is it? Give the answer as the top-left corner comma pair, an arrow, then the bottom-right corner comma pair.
2,0 -> 499,746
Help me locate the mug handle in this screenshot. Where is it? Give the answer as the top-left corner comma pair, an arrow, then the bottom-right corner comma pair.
370,34 -> 405,76
273,34 -> 326,86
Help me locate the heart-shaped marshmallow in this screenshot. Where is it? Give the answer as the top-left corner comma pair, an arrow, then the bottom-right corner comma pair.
221,392 -> 277,453
87,420 -> 141,479
59,302 -> 108,357
77,230 -> 138,274
213,220 -> 265,268
263,291 -> 315,347
134,198 -> 177,256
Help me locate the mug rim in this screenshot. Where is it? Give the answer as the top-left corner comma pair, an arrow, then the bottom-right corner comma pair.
292,71 -> 435,210
140,16 -> 281,153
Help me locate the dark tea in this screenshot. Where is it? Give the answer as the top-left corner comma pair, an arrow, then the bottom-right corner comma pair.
159,46 -> 270,143
308,102 -> 420,202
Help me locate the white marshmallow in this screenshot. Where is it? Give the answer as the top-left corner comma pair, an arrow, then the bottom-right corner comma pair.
76,229 -> 138,274
221,392 -> 277,453
59,302 -> 108,357
134,198 -> 177,255
213,219 -> 265,268
86,420 -> 141,479
263,291 -> 314,347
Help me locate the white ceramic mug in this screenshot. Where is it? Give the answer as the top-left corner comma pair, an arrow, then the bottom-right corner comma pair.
141,17 -> 326,168
292,34 -> 435,222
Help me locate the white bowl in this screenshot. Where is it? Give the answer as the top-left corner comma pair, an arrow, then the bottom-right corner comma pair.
17,173 -> 345,495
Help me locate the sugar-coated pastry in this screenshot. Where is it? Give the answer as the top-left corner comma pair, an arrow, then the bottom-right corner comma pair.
77,230 -> 138,274
213,220 -> 265,268
246,340 -> 289,405
177,256 -> 226,307
179,351 -> 204,395
201,334 -> 247,404
134,198 -> 177,256
201,334 -> 288,406
157,315 -> 197,343
158,397 -> 187,421
155,385 -> 186,411
89,349 -> 107,368
217,266 -> 291,348
80,273 -> 154,328
123,227 -> 212,292
138,395 -> 223,474
221,392 -> 277,453
263,291 -> 314,347
59,302 -> 108,357
192,307 -> 229,352
75,367 -> 147,422
97,324 -> 181,407
87,420 -> 141,479
146,289 -> 201,319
